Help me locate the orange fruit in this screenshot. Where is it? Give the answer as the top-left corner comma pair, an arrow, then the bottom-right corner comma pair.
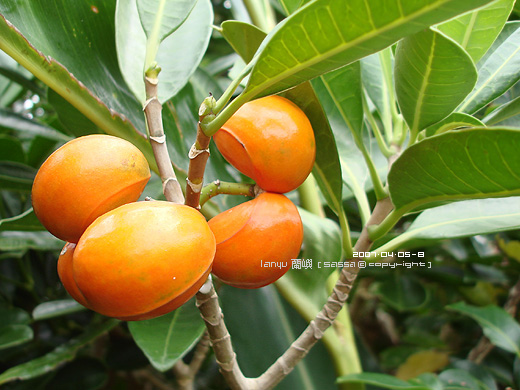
65,201 -> 215,320
32,135 -> 151,243
213,95 -> 315,193
208,192 -> 303,289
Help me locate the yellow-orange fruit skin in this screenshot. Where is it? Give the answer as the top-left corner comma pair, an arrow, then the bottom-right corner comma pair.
57,243 -> 90,308
208,192 -> 303,289
32,135 -> 151,243
72,201 -> 215,320
214,96 -> 315,194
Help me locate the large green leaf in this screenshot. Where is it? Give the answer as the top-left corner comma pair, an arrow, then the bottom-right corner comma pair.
458,22 -> 520,114
387,128 -> 520,213
128,298 -> 204,372
241,0 -> 495,100
376,197 -> 520,252
0,319 -> 118,385
116,0 -> 212,103
436,0 -> 515,63
448,302 -> 520,357
0,0 -> 157,169
395,28 -> 477,134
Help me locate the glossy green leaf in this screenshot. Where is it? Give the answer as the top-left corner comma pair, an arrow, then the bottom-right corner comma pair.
0,325 -> 33,350
436,0 -> 515,63
338,372 -> 429,389
0,161 -> 35,191
361,48 -> 396,134
484,95 -> 520,125
242,0 -> 495,100
116,0 -> 212,103
0,208 -> 44,232
375,274 -> 428,312
0,231 -> 63,251
422,112 -> 484,138
448,302 -> 520,356
459,22 -> 520,114
377,197 -> 520,253
0,108 -> 70,142
387,128 -> 520,213
137,0 -> 196,40
0,1 -> 157,170
221,21 -> 266,63
220,286 -> 337,390
128,298 -> 204,372
0,319 -> 118,385
32,300 -> 86,321
395,28 -> 477,133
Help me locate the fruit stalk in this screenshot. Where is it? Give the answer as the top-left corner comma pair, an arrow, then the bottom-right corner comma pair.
199,180 -> 255,207
144,68 -> 184,204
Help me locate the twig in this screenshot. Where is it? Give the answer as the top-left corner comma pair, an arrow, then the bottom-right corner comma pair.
468,277 -> 520,363
143,68 -> 184,204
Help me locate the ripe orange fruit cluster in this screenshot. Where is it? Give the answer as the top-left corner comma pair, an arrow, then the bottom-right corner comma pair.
210,96 -> 315,289
33,135 -> 215,320
32,95 -> 314,319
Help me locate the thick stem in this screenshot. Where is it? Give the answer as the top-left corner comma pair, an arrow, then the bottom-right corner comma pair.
144,73 -> 184,204
254,197 -> 394,389
195,284 -> 254,389
199,180 -> 255,207
185,122 -> 212,208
